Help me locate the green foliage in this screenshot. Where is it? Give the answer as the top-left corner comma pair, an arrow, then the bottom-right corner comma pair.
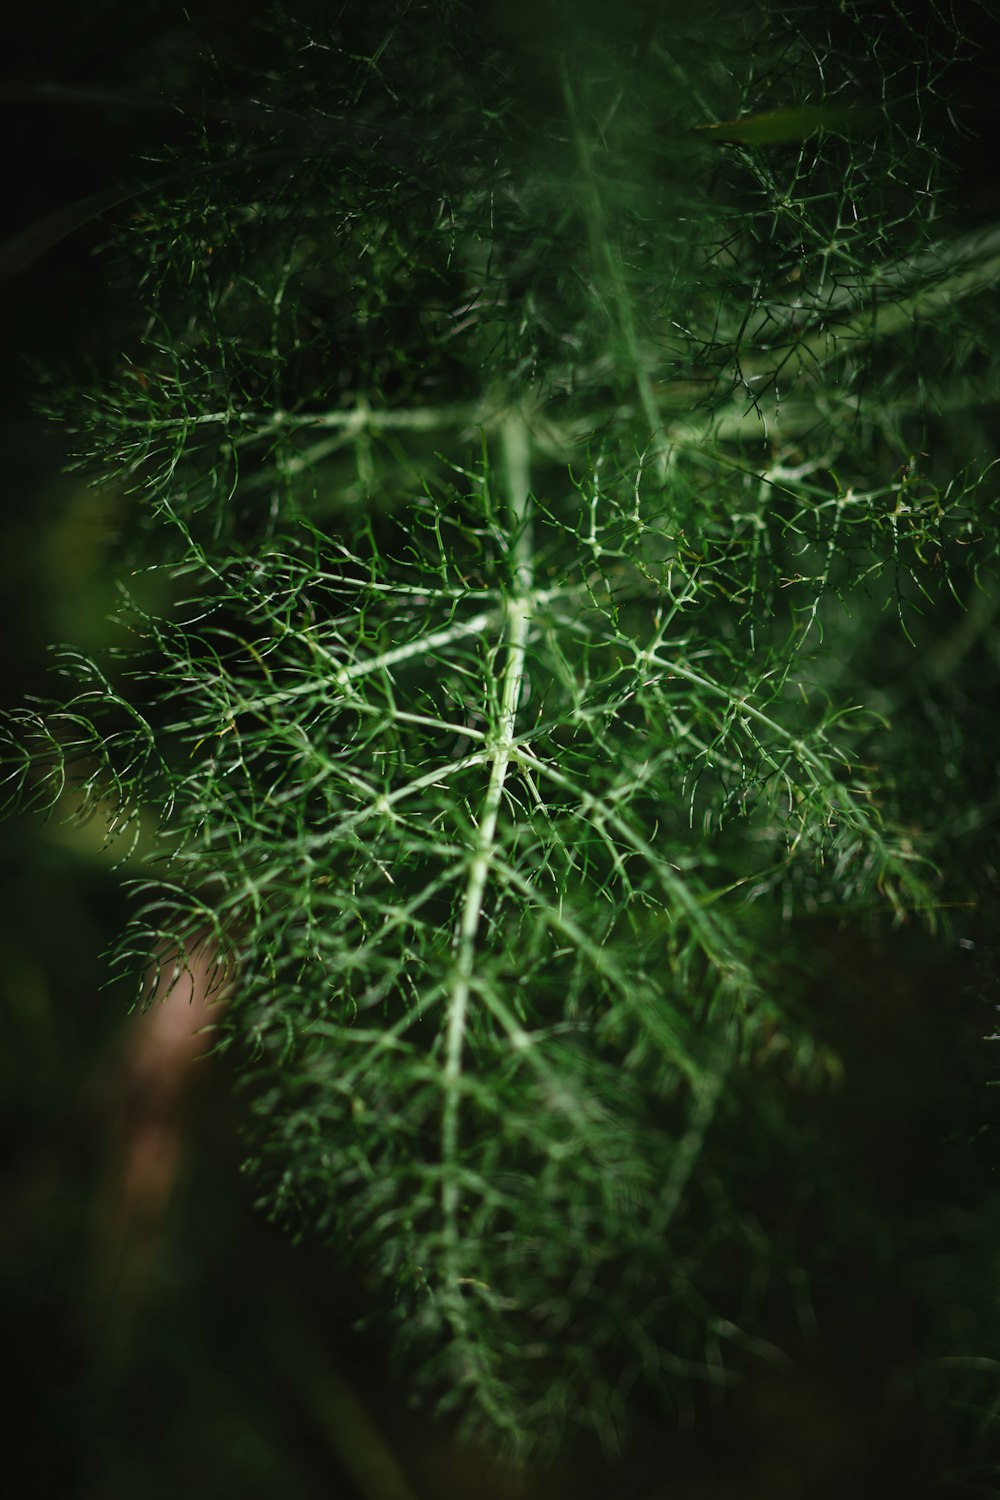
4,0 -> 999,1460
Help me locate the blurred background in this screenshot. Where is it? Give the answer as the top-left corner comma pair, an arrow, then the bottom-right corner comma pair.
2,4 -> 1000,1496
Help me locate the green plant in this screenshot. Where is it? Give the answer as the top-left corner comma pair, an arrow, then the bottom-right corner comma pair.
5,0 -> 999,1463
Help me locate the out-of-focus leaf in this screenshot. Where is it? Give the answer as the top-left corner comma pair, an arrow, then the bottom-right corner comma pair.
699,103 -> 880,146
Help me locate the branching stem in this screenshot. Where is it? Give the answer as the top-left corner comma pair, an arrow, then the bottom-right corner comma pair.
439,413 -> 534,1411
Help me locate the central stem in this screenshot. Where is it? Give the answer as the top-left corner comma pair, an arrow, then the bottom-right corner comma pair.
438,412 -> 534,1405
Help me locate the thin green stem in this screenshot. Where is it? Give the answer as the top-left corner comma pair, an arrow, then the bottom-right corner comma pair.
438,413 -> 534,1420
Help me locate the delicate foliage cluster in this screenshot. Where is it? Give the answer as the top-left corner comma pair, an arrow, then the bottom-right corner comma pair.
5,0 -> 999,1455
